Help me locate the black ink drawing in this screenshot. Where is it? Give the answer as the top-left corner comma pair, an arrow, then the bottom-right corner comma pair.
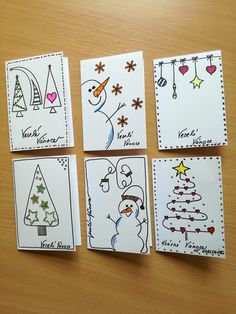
81,77 -> 126,149
10,66 -> 43,110
157,61 -> 167,87
12,75 -> 27,117
24,164 -> 59,236
43,65 -> 62,113
85,157 -> 149,254
162,161 -> 215,241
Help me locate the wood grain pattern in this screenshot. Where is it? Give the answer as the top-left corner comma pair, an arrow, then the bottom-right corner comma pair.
0,0 -> 235,313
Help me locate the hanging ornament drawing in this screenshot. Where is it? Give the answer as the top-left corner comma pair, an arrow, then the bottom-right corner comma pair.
190,57 -> 204,89
171,59 -> 177,99
12,75 -> 27,117
206,54 -> 217,75
157,62 -> 167,87
178,58 -> 189,75
43,65 -> 62,113
10,66 -> 43,110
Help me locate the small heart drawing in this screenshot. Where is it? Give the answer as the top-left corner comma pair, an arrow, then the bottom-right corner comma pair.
172,200 -> 176,204
186,200 -> 190,204
176,215 -> 181,220
195,209 -> 200,213
164,216 -> 169,220
175,186 -> 179,190
207,227 -> 215,235
184,186 -> 188,190
191,192 -> 196,196
171,207 -> 176,212
185,178 -> 190,182
189,217 -> 194,222
180,227 -> 186,234
170,227 -> 176,232
179,65 -> 189,75
196,228 -> 200,233
182,208 -> 186,212
47,92 -> 57,103
179,191 -> 183,195
206,65 -> 217,75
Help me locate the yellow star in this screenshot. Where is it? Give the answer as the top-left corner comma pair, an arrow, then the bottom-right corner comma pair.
190,75 -> 204,89
172,161 -> 190,177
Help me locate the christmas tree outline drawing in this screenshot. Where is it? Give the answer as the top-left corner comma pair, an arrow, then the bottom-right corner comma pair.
43,64 -> 62,113
24,164 -> 59,236
12,75 -> 27,117
162,161 -> 215,241
10,66 -> 43,111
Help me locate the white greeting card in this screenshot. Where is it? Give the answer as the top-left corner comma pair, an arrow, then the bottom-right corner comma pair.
85,156 -> 151,254
152,157 -> 225,258
80,51 -> 147,151
12,156 -> 81,251
6,52 -> 74,151
153,50 -> 227,149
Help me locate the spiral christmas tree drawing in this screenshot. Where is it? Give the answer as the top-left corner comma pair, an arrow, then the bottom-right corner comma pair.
12,75 -> 27,117
162,161 -> 215,241
24,164 -> 59,236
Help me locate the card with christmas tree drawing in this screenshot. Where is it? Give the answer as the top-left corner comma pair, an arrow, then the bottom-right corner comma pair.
152,157 -> 225,258
85,155 -> 151,254
153,50 -> 227,150
5,52 -> 74,151
12,156 -> 81,251
80,51 -> 147,151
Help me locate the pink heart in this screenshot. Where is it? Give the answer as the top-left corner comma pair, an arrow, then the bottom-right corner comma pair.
47,92 -> 57,103
206,65 -> 217,75
207,227 -> 215,235
179,65 -> 189,75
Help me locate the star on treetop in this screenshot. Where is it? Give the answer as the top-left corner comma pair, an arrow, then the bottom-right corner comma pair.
172,161 -> 190,177
37,183 -> 45,193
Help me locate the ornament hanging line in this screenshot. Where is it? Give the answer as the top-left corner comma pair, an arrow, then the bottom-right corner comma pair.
157,61 -> 167,87
171,59 -> 177,99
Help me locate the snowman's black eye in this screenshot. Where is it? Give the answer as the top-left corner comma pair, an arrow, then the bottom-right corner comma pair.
126,204 -> 128,207
130,204 -> 133,207
92,86 -> 96,89
88,89 -> 92,92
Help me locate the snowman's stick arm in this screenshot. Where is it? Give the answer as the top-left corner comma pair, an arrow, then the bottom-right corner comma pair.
106,214 -> 116,224
106,102 -> 126,122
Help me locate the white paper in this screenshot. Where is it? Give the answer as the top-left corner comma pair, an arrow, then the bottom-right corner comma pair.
153,157 -> 225,258
85,155 -> 151,254
80,51 -> 147,151
12,156 -> 81,251
6,52 -> 74,151
153,50 -> 228,149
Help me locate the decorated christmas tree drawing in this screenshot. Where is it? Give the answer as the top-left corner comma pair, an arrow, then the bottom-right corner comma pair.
24,165 -> 59,236
12,75 -> 27,117
162,161 -> 215,241
43,64 -> 62,113
31,80 -> 42,110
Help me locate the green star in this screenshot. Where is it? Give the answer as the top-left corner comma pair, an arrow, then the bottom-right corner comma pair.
40,200 -> 49,210
30,194 -> 39,204
37,183 -> 45,193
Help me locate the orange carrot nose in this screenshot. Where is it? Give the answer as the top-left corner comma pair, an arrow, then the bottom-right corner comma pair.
121,207 -> 132,214
93,77 -> 110,97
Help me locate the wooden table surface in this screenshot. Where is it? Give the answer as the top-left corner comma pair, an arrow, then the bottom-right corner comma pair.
0,1 -> 235,313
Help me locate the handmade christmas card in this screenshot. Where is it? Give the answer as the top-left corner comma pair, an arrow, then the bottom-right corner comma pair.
12,156 -> 81,251
6,52 -> 74,151
152,157 -> 225,258
153,50 -> 227,150
80,51 -> 147,151
85,155 -> 151,254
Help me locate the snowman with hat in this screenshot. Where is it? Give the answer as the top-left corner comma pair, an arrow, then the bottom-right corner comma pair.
107,185 -> 147,253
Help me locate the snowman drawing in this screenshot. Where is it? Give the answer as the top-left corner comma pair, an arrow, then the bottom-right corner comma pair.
107,185 -> 148,253
81,77 -> 125,150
